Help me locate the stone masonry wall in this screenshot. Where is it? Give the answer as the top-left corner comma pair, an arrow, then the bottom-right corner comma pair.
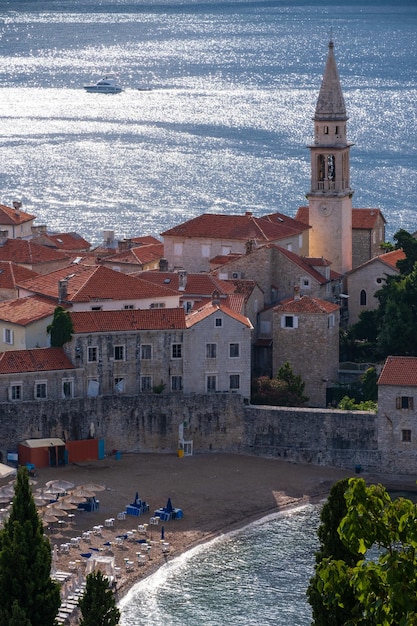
1,394 -> 416,475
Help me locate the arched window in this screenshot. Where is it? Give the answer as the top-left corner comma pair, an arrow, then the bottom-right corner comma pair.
360,290 -> 367,306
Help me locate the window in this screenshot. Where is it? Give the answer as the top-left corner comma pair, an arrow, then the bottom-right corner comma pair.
150,302 -> 165,309
206,343 -> 217,359
172,344 -> 182,359
302,277 -> 310,289
207,375 -> 217,393
10,383 -> 22,401
215,318 -> 222,328
201,244 -> 211,258
114,345 -> 125,361
229,374 -> 240,390
62,379 -> 74,399
141,376 -> 152,392
174,242 -> 183,256
328,314 -> 335,329
402,429 -> 412,442
114,377 -> 125,393
360,290 -> 367,306
141,344 -> 152,360
376,277 -> 383,284
335,125 -> 339,135
88,347 -> 98,362
87,378 -> 99,397
281,315 -> 298,329
91,306 -> 102,311
324,125 -> 329,134
124,304 -> 134,310
396,397 -> 414,410
229,343 -> 240,358
35,382 -> 47,399
3,328 -> 13,345
171,376 -> 183,391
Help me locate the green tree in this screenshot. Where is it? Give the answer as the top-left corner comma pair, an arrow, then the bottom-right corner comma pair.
276,361 -> 308,404
251,362 -> 308,406
47,306 -> 74,347
394,228 -> 417,275
78,570 -> 120,626
313,478 -> 417,625
360,367 -> 378,402
307,479 -> 361,625
0,467 -> 61,626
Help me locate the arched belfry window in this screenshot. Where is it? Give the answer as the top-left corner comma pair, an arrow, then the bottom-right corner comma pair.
327,154 -> 335,181
360,290 -> 367,306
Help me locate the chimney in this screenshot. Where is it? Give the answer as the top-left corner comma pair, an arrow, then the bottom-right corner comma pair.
212,289 -> 221,305
245,211 -> 253,217
58,279 -> 68,303
159,258 -> 169,272
178,270 -> 187,291
294,285 -> 301,301
12,200 -> 22,217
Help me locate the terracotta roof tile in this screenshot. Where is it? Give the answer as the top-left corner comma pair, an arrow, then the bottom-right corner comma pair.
161,211 -> 309,242
136,271 -> 236,297
0,296 -> 57,326
131,236 -> 161,246
70,308 -> 186,333
274,294 -> 340,314
378,356 -> 417,387
0,203 -> 36,225
0,261 -> 39,289
0,239 -> 70,264
46,232 -> 91,251
186,301 -> 252,328
17,265 -> 178,302
0,347 -> 74,374
379,249 -> 406,269
105,244 -> 163,265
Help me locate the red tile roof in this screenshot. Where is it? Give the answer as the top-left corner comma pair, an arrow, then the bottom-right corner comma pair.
0,347 -> 74,374
379,249 -> 406,269
17,265 -> 178,302
70,308 -> 186,333
274,295 -> 339,314
0,296 -> 57,326
186,301 -> 252,328
131,236 -> 161,246
0,261 -> 39,289
378,356 -> 417,387
0,203 -> 36,225
0,239 -> 70,264
45,232 -> 91,251
161,211 -> 309,242
136,271 -> 236,297
105,243 -> 163,266
296,206 -> 385,230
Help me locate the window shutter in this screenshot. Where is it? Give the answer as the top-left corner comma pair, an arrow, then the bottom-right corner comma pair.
410,397 -> 414,410
396,397 -> 401,409
293,316 -> 298,329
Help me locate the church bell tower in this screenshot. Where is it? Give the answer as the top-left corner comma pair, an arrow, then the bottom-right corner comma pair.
307,40 -> 354,275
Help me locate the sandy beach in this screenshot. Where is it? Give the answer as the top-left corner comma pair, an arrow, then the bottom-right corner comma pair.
3,452 -> 416,624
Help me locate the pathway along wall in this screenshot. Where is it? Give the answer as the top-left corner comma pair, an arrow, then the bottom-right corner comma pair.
0,394 -> 409,474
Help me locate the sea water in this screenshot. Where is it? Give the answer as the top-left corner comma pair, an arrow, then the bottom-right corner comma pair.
118,504 -> 320,625
0,0 -> 415,247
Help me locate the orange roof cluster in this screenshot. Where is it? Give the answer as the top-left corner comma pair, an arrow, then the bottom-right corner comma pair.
44,232 -> 91,251
0,261 -> 39,289
17,265 -> 178,302
186,301 -> 252,328
161,211 -> 309,242
378,356 -> 417,387
275,295 -> 339,314
0,296 -> 57,326
0,239 -> 69,264
70,308 -> 186,333
0,203 -> 36,225
106,243 -> 163,265
0,347 -> 74,374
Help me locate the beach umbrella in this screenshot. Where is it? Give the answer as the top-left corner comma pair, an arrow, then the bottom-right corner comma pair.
53,498 -> 77,510
46,505 -> 68,517
166,497 -> 173,513
46,479 -> 75,491
77,482 -> 105,492
69,487 -> 95,498
0,486 -> 14,497
33,495 -> 51,506
61,493 -> 86,504
42,485 -> 63,495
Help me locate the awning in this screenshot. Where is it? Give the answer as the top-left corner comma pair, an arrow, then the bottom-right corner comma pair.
20,438 -> 65,448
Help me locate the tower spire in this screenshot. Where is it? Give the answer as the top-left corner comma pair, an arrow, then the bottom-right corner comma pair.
314,39 -> 347,122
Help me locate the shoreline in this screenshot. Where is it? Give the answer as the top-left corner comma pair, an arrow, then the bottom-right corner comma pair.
5,453 -> 416,623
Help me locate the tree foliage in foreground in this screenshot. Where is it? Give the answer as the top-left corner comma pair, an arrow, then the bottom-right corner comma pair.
251,361 -> 308,406
0,467 -> 60,626
311,478 -> 417,625
307,479 -> 361,625
47,305 -> 74,347
78,570 -> 120,626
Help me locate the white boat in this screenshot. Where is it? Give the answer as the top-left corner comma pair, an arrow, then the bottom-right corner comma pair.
83,75 -> 123,94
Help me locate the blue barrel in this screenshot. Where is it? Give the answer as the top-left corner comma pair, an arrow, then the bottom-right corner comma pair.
115,451 -> 121,461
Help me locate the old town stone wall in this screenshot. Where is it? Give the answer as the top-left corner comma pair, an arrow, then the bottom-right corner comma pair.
0,394 -> 414,475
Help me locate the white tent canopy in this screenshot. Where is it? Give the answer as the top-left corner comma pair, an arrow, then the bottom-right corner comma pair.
0,464 -> 17,479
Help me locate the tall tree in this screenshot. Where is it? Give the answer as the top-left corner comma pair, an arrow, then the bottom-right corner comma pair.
307,479 -> 360,625
313,478 -> 417,625
0,467 -> 61,626
47,306 -> 74,347
78,570 -> 120,626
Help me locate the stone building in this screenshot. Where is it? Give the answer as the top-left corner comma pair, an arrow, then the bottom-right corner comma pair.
0,296 -> 56,351
258,291 -> 340,407
351,209 -> 386,269
377,356 -> 417,473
